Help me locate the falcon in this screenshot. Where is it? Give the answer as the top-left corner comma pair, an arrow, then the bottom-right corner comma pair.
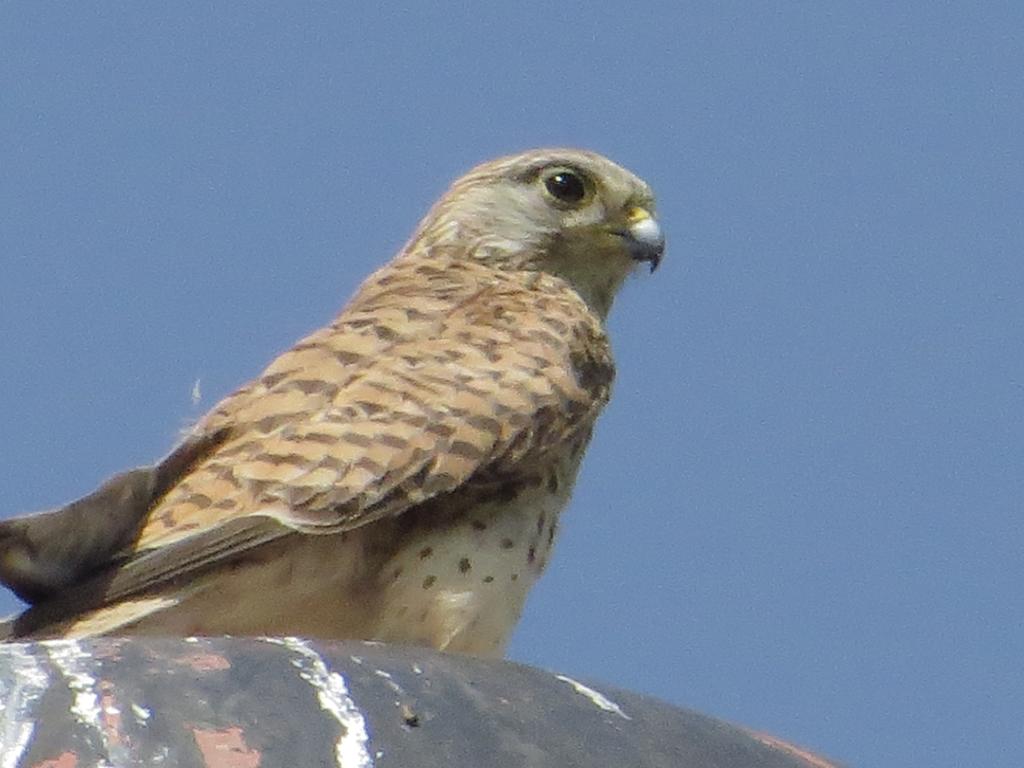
0,148 -> 664,656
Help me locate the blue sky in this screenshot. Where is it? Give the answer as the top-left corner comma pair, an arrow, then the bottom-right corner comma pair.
2,4 -> 1021,766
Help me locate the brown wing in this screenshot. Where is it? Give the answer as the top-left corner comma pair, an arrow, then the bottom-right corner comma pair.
4,267 -> 612,636
0,429 -> 227,604
136,271 -> 609,549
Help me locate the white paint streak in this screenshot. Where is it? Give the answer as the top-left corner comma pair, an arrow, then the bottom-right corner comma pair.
46,639 -> 115,766
555,675 -> 631,720
266,637 -> 374,768
372,668 -> 406,697
0,643 -> 50,768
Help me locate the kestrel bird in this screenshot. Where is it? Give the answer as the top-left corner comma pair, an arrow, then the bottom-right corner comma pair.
0,148 -> 663,656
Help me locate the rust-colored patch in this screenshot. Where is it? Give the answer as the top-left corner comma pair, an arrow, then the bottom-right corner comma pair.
177,651 -> 232,672
31,752 -> 78,768
89,638 -> 129,661
746,729 -> 842,768
98,681 -> 127,749
192,726 -> 261,768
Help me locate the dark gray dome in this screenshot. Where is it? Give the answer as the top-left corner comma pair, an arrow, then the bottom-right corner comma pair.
0,637 -> 839,767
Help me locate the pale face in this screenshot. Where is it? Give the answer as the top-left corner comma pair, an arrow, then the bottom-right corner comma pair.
408,148 -> 664,315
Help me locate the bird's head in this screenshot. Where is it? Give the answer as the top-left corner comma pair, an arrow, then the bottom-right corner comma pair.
408,148 -> 664,317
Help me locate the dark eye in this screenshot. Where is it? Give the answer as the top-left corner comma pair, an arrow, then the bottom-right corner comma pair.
543,169 -> 589,205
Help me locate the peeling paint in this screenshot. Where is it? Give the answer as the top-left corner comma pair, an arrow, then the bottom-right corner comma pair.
265,637 -> 374,768
372,668 -> 406,697
0,639 -> 830,767
0,643 -> 50,768
31,751 -> 78,768
45,640 -> 115,765
554,675 -> 630,720
176,651 -> 231,672
192,726 -> 261,768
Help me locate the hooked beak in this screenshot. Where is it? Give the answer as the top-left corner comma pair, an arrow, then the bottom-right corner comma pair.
616,207 -> 665,272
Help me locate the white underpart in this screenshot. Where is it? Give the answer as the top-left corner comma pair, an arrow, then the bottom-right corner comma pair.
376,459 -> 578,656
265,637 -> 374,768
434,589 -> 478,650
554,674 -> 631,720
0,644 -> 50,768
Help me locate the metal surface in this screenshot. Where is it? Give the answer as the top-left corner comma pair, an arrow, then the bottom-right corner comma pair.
0,637 -> 841,767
